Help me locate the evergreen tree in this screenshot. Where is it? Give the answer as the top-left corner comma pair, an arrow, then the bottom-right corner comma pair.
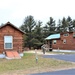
61,17 -> 68,32
57,19 -> 62,33
32,21 -> 43,47
67,16 -> 73,32
20,15 -> 36,48
46,17 -> 56,35
20,15 -> 36,33
72,20 -> 75,31
43,25 -> 49,38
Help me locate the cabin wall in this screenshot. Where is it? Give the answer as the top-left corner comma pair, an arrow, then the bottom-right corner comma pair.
52,32 -> 75,50
0,25 -> 23,53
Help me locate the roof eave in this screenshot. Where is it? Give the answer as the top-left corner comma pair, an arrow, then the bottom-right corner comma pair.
0,22 -> 26,34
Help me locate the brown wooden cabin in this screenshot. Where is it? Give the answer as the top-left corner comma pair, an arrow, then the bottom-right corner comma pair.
45,32 -> 75,50
0,22 -> 25,54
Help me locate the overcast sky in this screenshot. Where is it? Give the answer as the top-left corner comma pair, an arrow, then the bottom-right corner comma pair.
0,0 -> 75,27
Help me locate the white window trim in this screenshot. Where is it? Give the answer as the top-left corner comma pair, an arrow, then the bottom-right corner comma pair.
63,33 -> 69,37
63,39 -> 66,44
53,40 -> 57,44
73,33 -> 75,37
4,36 -> 13,49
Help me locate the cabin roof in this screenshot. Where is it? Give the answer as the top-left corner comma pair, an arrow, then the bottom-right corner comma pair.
45,33 -> 60,40
0,22 -> 25,34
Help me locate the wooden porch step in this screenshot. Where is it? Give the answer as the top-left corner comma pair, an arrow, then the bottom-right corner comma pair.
5,51 -> 21,59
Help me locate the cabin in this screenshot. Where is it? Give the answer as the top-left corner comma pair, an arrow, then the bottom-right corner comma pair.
45,32 -> 75,50
0,22 -> 25,58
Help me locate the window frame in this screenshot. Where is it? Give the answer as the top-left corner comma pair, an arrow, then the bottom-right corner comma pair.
73,33 -> 75,37
4,36 -> 13,49
53,40 -> 57,44
63,33 -> 69,37
63,39 -> 66,44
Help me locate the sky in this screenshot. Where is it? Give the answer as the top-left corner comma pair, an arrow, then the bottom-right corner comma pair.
0,0 -> 75,27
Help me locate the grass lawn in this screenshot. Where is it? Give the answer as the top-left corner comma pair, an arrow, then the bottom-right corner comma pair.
0,53 -> 75,75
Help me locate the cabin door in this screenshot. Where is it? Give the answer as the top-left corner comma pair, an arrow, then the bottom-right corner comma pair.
50,40 -> 52,48
49,40 -> 52,51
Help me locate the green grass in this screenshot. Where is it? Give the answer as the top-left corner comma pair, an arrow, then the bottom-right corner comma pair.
0,53 -> 75,74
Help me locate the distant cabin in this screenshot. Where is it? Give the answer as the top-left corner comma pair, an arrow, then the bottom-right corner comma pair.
0,22 -> 25,54
45,32 -> 75,50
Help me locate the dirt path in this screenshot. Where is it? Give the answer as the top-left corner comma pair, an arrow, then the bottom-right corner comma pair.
24,50 -> 56,55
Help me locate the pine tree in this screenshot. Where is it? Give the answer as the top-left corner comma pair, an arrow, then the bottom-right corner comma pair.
57,19 -> 62,33
61,17 -> 68,32
20,15 -> 36,48
67,16 -> 73,32
46,17 -> 56,35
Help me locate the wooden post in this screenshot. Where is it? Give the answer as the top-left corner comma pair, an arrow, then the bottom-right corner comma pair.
35,49 -> 38,63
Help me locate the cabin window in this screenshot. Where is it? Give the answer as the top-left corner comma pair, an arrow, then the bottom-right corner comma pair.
73,33 -> 75,37
53,40 -> 57,44
63,33 -> 69,37
4,36 -> 13,49
63,39 -> 66,44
